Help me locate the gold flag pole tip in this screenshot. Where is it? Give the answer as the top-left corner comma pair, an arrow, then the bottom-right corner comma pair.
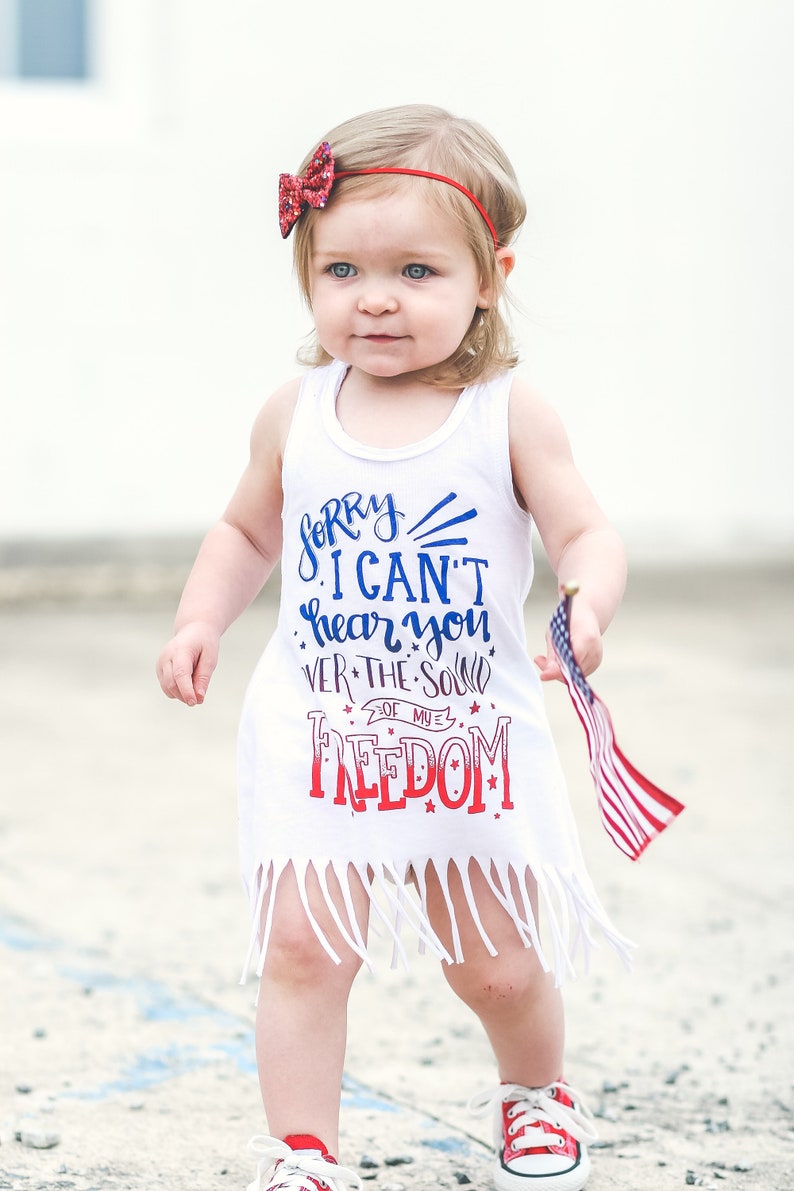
562,581 -> 580,598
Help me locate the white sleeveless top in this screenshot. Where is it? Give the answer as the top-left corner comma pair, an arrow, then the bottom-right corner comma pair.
237,361 -> 631,980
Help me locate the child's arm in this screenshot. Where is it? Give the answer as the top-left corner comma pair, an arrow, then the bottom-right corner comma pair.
156,379 -> 300,706
509,377 -> 628,683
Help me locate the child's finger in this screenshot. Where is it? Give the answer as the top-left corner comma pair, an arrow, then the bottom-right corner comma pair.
156,656 -> 179,700
172,672 -> 198,705
193,645 -> 218,704
171,650 -> 202,706
533,653 -> 563,682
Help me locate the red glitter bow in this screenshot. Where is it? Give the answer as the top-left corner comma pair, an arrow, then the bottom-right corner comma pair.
278,141 -> 501,247
279,142 -> 335,238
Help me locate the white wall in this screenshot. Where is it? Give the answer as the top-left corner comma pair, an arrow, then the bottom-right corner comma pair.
1,0 -> 792,563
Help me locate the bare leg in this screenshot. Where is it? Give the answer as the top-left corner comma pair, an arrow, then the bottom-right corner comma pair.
425,861 -> 564,1086
255,863 -> 370,1156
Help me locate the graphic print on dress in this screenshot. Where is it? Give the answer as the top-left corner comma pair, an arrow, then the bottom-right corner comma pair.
293,489 -> 513,818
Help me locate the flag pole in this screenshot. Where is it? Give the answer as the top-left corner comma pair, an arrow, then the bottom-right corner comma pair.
561,580 -> 579,633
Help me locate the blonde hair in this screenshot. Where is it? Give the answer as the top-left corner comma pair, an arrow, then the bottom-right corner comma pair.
291,104 -> 527,387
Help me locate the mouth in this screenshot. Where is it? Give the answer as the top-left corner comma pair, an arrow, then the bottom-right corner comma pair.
360,334 -> 403,344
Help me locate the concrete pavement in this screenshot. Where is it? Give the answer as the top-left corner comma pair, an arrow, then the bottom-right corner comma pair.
1,561 -> 792,1190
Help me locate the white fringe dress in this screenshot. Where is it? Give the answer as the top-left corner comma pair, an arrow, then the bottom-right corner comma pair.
237,360 -> 631,983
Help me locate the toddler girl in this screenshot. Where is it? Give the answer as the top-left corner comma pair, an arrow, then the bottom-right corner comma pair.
157,103 -> 631,1191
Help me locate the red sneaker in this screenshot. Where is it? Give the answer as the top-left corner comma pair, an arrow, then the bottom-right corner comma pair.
246,1135 -> 362,1191
469,1080 -> 597,1190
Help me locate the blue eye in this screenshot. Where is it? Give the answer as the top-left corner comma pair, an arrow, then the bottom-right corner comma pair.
404,264 -> 431,280
328,262 -> 356,278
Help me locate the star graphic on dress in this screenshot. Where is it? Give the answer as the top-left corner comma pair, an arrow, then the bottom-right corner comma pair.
412,643 -> 420,652
299,642 -> 306,650
451,759 -> 460,770
470,701 -> 480,714
489,647 -> 495,657
352,668 -> 359,678
487,775 -> 498,790
491,703 -> 496,710
343,704 -> 353,715
494,812 -> 501,820
425,800 -> 436,813
388,727 -> 394,735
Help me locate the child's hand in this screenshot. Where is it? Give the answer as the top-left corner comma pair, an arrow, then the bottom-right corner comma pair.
533,598 -> 603,683
156,622 -> 220,707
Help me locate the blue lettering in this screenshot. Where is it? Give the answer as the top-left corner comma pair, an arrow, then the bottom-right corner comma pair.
462,557 -> 488,606
418,552 -> 450,604
356,550 -> 380,600
402,608 -> 491,661
383,552 -> 417,603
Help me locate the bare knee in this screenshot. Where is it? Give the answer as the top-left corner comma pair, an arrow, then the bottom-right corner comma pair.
257,862 -> 369,995
262,913 -> 363,994
443,949 -> 550,1016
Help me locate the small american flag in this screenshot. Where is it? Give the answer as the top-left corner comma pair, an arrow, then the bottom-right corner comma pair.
549,592 -> 684,860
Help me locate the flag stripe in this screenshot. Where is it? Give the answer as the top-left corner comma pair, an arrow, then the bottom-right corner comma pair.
563,673 -> 650,852
549,597 -> 684,861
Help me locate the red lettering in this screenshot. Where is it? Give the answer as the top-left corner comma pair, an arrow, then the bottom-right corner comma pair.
468,717 -> 512,814
374,745 -> 405,810
437,739 -> 471,810
402,737 -> 436,799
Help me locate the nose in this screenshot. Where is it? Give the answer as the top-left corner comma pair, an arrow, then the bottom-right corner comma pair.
357,287 -> 398,316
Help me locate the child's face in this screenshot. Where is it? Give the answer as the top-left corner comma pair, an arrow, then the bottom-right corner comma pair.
308,186 -> 493,383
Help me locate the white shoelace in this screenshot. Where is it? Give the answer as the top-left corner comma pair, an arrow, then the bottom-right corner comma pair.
247,1136 -> 363,1191
469,1081 -> 599,1150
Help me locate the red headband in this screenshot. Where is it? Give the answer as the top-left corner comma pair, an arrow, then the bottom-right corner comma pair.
278,141 -> 500,249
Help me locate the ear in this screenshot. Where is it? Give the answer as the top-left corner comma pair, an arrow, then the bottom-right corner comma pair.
478,246 -> 516,308
495,245 -> 516,279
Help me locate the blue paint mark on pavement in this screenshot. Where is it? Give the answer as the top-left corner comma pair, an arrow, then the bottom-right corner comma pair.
60,1043 -> 211,1101
59,963 -> 245,1029
342,1074 -> 399,1114
0,912 -> 479,1159
0,917 -> 59,952
421,1136 -> 471,1154
1,913 -> 258,1093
